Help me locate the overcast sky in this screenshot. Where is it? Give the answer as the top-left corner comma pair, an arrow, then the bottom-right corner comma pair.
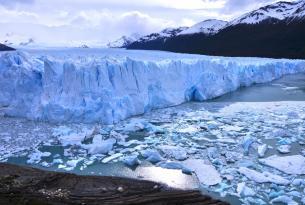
0,0 -> 288,46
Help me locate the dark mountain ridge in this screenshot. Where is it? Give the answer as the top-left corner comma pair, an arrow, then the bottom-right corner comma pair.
0,43 -> 15,51
127,0 -> 305,59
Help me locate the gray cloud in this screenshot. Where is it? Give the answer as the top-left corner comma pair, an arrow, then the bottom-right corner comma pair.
202,0 -> 278,16
0,0 -> 292,45
222,0 -> 276,14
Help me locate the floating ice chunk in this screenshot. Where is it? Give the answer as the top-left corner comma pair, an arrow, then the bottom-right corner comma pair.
223,125 -> 243,132
216,138 -> 236,144
236,182 -> 255,197
58,158 -> 84,171
159,145 -> 188,161
27,151 -> 51,164
118,139 -> 143,147
238,167 -> 289,185
52,158 -> 63,164
66,159 -> 81,168
206,121 -> 219,130
224,152 -> 241,163
269,190 -> 285,200
177,125 -> 199,134
158,161 -> 184,169
84,136 -> 116,155
282,86 -> 299,91
183,159 -> 221,186
122,155 -> 141,167
110,131 -> 128,142
287,191 -> 302,198
40,161 -> 51,167
122,119 -> 146,133
214,182 -> 230,197
242,134 -> 255,155
270,195 -> 298,205
52,126 -> 73,137
102,153 -> 123,163
244,197 -> 266,205
207,147 -> 223,165
278,138 -> 295,145
59,133 -> 85,146
269,129 -> 289,139
257,144 -> 268,158
143,123 -> 164,134
54,126 -> 97,146
259,155 -> 305,175
82,126 -> 100,142
142,149 -> 164,164
277,145 -> 291,154
207,147 -> 220,160
157,161 -> 192,174
292,178 -> 304,186
223,174 -> 234,181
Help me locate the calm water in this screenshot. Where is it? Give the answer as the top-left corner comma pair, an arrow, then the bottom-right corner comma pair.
211,73 -> 305,102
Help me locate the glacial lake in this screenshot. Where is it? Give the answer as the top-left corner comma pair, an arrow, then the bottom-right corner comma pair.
1,73 -> 305,204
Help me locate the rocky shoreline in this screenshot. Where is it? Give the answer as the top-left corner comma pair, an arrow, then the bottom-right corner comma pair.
0,163 -> 228,205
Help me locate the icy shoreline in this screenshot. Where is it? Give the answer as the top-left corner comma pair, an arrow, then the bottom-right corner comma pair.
0,49 -> 305,123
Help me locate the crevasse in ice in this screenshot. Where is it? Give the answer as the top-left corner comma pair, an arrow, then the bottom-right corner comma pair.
0,50 -> 304,123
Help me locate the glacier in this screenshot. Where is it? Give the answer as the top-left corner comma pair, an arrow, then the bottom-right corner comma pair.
0,48 -> 305,124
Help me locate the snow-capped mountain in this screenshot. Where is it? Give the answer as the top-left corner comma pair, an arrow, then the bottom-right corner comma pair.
229,0 -> 305,26
136,27 -> 188,43
130,23 -> 227,45
108,27 -> 188,48
1,33 -> 36,47
179,19 -> 227,35
107,33 -> 141,48
127,0 -> 305,59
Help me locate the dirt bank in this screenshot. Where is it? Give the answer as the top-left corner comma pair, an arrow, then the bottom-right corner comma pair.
0,163 -> 228,205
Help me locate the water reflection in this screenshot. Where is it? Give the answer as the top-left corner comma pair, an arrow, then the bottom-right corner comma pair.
136,166 -> 198,189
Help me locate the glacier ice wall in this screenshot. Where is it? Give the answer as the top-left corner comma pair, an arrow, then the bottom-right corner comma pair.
0,51 -> 304,124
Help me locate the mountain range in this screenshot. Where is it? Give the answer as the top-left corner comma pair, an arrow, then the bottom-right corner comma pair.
0,43 -> 14,51
122,0 -> 305,59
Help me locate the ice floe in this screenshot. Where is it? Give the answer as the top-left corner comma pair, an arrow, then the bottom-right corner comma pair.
183,159 -> 221,186
159,145 -> 188,161
259,155 -> 305,175
122,155 -> 141,167
270,195 -> 298,205
236,182 -> 255,197
1,98 -> 305,204
85,136 -> 116,155
277,145 -> 291,154
257,144 -> 268,158
142,149 -> 164,164
238,167 -> 290,185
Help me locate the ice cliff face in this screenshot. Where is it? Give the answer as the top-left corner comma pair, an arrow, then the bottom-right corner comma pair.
0,50 -> 304,124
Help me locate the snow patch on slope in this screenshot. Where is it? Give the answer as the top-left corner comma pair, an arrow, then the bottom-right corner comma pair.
179,19 -> 228,35
107,33 -> 141,48
229,0 -> 305,26
138,27 -> 188,43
